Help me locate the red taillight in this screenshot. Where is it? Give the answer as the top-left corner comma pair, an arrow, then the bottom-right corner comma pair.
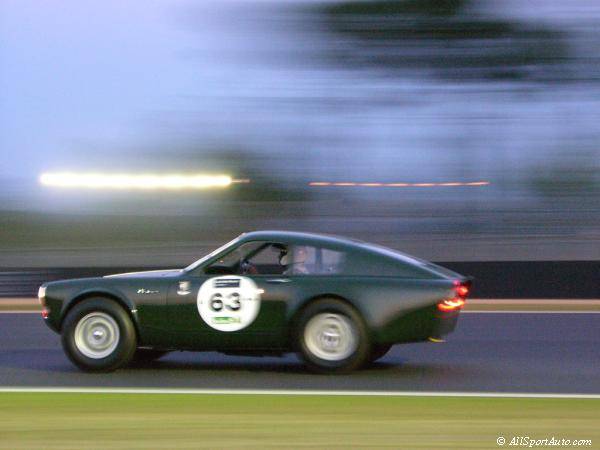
437,279 -> 472,312
41,308 -> 49,319
437,298 -> 465,311
455,284 -> 469,297
453,279 -> 472,299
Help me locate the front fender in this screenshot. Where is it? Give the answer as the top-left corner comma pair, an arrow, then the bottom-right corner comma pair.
63,286 -> 136,318
45,283 -> 138,333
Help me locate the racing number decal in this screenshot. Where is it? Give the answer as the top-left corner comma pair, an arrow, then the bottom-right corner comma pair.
197,276 -> 262,332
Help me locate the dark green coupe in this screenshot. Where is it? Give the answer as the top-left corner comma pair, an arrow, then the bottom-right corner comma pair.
39,231 -> 472,373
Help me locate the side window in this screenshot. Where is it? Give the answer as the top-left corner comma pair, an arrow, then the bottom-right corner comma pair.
280,245 -> 427,277
282,246 -> 346,275
321,248 -> 345,274
204,241 -> 287,276
246,243 -> 287,275
205,242 -> 260,275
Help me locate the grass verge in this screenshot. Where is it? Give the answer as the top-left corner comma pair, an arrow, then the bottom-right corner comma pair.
0,393 -> 598,449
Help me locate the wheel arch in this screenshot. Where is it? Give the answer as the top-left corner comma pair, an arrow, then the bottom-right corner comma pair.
59,290 -> 140,339
287,293 -> 369,343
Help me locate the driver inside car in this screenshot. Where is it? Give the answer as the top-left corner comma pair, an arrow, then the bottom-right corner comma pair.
281,246 -> 309,275
240,258 -> 259,275
240,243 -> 289,275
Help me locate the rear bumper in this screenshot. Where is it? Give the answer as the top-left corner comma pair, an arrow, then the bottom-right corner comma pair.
375,304 -> 461,345
430,309 -> 460,339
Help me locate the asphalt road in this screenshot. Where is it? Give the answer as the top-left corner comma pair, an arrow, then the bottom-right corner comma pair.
1,312 -> 598,394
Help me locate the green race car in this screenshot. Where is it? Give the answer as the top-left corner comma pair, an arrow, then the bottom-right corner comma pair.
39,231 -> 472,373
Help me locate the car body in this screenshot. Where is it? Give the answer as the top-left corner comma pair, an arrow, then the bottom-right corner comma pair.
39,231 -> 472,372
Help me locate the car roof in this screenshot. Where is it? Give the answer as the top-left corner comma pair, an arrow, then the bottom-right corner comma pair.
238,230 -> 422,264
238,230 -> 362,249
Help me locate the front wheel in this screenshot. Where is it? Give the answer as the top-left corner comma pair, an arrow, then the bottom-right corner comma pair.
296,298 -> 370,373
61,298 -> 137,372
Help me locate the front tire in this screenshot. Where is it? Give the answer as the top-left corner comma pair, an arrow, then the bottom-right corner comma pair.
296,298 -> 370,373
61,298 -> 137,372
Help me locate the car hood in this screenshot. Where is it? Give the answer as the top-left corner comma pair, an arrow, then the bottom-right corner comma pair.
104,269 -> 183,279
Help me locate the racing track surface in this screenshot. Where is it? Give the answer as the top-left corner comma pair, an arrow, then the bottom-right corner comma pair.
1,312 -> 598,394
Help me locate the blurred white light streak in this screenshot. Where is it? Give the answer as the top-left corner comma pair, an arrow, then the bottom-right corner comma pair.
40,172 -> 235,190
309,181 -> 490,188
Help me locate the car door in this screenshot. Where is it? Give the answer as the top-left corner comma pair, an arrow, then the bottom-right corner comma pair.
165,241 -> 293,350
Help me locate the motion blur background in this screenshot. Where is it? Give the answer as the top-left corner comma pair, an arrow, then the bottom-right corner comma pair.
1,0 -> 599,268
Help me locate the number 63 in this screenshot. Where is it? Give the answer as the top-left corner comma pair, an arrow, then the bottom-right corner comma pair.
209,292 -> 241,312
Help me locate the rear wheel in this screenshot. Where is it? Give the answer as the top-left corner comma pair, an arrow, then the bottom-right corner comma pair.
296,298 -> 370,373
61,298 -> 137,372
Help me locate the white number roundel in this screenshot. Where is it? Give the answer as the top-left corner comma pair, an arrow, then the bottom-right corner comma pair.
197,276 -> 261,332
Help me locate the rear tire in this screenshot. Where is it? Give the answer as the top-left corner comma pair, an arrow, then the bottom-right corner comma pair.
61,298 -> 137,372
295,298 -> 370,374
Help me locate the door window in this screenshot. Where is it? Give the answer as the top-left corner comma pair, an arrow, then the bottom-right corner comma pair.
204,241 -> 288,275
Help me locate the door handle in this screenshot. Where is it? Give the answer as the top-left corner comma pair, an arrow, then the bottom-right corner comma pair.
266,278 -> 292,284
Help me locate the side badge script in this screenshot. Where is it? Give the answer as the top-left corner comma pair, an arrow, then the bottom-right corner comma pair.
137,288 -> 159,294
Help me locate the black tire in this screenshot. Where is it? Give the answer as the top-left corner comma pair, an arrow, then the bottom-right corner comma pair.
131,348 -> 169,363
295,298 -> 370,374
369,344 -> 393,364
61,298 -> 137,372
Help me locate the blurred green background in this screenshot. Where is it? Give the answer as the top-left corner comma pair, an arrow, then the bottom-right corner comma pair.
1,0 -> 599,267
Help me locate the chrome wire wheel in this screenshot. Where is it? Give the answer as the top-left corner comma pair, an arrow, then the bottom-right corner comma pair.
74,312 -> 120,359
303,313 -> 358,361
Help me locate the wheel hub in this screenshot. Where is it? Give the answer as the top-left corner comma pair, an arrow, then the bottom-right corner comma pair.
320,328 -> 341,348
74,312 -> 120,359
92,329 -> 105,340
304,313 -> 358,361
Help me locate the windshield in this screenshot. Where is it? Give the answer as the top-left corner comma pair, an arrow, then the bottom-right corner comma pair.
183,236 -> 242,272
